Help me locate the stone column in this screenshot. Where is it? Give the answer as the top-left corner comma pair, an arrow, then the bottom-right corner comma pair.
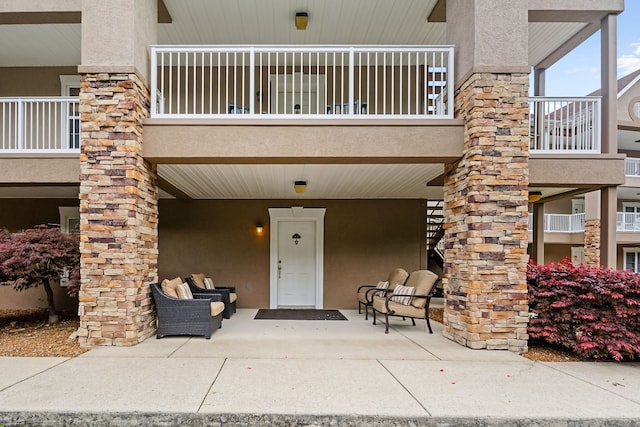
77,73 -> 158,346
443,72 -> 530,352
584,190 -> 602,267
584,219 -> 601,266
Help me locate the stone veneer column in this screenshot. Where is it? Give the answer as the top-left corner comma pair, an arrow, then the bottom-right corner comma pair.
443,73 -> 530,352
77,73 -> 158,346
584,219 -> 601,266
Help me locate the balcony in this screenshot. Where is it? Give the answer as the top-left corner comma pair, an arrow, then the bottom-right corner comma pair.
0,97 -> 80,154
529,212 -> 640,234
149,46 -> 604,156
617,213 -> 640,232
625,158 -> 640,177
529,97 -> 601,154
529,213 -> 586,233
150,45 -> 454,119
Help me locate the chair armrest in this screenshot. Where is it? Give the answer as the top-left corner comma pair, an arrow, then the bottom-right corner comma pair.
193,293 -> 222,302
187,281 -> 233,295
364,287 -> 390,302
164,299 -> 211,320
357,284 -> 376,293
200,288 -> 231,297
384,293 -> 433,312
190,287 -> 231,306
214,286 -> 236,292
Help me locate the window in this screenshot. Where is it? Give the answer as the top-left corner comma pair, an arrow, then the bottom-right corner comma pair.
623,248 -> 640,273
59,206 -> 80,234
60,75 -> 81,149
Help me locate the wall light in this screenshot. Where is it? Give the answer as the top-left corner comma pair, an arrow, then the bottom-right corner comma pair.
528,191 -> 542,203
294,180 -> 307,193
256,222 -> 264,235
295,12 -> 308,30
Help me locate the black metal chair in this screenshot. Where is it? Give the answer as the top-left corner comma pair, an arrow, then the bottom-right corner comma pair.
150,283 -> 224,339
357,268 -> 409,320
372,270 -> 440,334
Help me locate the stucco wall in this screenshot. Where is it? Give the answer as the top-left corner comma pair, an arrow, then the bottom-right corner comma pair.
0,67 -> 77,96
0,198 -> 78,232
158,199 -> 425,309
543,244 -> 574,264
0,198 -> 80,312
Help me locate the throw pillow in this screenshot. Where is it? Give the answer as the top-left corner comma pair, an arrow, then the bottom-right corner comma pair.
204,277 -> 215,290
176,282 -> 193,299
391,285 -> 415,305
161,277 -> 183,299
375,280 -> 390,297
191,273 -> 207,289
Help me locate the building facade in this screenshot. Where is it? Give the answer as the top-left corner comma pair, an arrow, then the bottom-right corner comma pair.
529,70 -> 640,270
0,0 -> 627,352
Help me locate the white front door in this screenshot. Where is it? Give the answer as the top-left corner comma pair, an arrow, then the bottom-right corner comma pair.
277,220 -> 316,307
269,207 -> 325,309
271,72 -> 326,114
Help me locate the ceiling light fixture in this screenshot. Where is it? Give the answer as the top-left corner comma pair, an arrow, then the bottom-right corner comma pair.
295,12 -> 308,30
528,191 -> 543,203
294,180 -> 307,193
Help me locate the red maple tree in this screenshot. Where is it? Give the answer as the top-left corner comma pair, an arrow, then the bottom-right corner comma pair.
0,225 -> 80,323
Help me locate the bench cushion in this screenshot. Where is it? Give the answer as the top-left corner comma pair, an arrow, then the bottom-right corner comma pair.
211,301 -> 225,317
387,268 -> 409,290
405,270 -> 439,309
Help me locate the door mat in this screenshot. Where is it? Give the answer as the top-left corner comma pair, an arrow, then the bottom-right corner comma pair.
254,309 -> 347,321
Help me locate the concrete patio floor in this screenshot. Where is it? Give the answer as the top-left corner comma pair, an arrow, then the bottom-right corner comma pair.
0,308 -> 639,426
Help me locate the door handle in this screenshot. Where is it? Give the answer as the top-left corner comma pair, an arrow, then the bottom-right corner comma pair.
278,260 -> 282,279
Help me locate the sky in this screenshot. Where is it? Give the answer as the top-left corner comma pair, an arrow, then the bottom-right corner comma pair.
544,2 -> 640,96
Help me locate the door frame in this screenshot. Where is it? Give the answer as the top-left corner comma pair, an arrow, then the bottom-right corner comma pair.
268,207 -> 326,309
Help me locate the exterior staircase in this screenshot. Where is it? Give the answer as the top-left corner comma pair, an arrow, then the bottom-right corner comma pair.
426,200 -> 445,296
426,200 -> 444,255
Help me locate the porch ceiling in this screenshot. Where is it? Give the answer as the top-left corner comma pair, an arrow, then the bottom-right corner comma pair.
0,1 -> 615,70
157,163 -> 445,200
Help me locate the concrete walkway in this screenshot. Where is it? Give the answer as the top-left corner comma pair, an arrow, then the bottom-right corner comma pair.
0,309 -> 639,426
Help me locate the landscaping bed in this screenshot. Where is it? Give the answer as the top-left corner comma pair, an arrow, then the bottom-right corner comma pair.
0,309 -> 88,357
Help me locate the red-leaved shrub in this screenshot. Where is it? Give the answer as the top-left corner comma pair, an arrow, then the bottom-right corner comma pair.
527,259 -> 640,361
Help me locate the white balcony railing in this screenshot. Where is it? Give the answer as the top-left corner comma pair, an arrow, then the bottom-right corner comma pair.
529,212 -> 640,233
625,158 -> 640,177
0,97 -> 80,153
528,213 -> 585,232
150,45 -> 454,119
529,97 -> 601,154
617,213 -> 640,232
